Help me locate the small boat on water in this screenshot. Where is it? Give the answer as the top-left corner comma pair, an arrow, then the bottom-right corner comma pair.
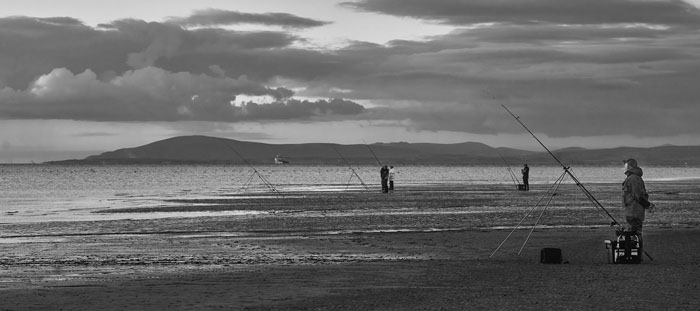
274,154 -> 290,164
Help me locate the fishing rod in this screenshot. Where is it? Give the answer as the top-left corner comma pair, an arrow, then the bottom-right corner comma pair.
495,151 -> 520,187
222,142 -> 282,196
363,140 -> 383,167
333,146 -> 370,191
501,104 -> 621,227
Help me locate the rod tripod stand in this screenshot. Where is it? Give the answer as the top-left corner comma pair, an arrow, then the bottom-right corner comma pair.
491,169 -> 570,257
333,146 -> 370,191
241,168 -> 282,196
502,167 -> 520,188
222,142 -> 282,197
343,167 -> 370,191
496,152 -> 520,189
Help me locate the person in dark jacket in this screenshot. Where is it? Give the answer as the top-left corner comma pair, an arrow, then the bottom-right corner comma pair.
622,158 -> 656,260
521,164 -> 530,191
622,158 -> 655,234
380,165 -> 389,193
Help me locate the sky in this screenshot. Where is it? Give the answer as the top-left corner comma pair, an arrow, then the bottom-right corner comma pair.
2,0 -> 700,162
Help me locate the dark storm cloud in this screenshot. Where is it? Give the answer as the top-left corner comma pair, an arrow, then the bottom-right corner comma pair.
108,19 -> 301,69
168,9 -> 331,28
450,24 -> 674,44
0,16 -> 310,88
0,16 -> 134,89
302,1 -> 700,138
330,36 -> 700,138
2,2 -> 700,139
0,67 -> 364,122
0,15 -> 365,123
344,0 -> 700,26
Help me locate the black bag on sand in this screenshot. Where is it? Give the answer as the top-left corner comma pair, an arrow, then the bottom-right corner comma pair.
540,248 -> 563,264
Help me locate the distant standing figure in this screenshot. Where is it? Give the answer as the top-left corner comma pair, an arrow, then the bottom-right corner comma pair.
388,166 -> 396,191
521,164 -> 530,191
380,165 -> 389,193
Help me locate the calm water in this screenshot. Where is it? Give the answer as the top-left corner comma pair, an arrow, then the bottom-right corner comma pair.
1,164 -> 699,223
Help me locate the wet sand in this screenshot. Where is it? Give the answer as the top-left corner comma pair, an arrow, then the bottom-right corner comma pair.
1,182 -> 700,310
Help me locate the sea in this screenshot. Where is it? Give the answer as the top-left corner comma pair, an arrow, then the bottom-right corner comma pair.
1,164 -> 699,224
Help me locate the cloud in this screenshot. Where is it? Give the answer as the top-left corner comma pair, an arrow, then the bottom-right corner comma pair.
0,67 -> 365,122
122,21 -> 186,69
344,0 -> 700,26
111,19 -> 303,69
35,17 -> 85,26
291,2 -> 700,138
168,9 -> 331,28
448,24 -> 675,44
238,98 -> 365,119
1,5 -> 700,141
0,16 -> 307,88
0,16 -> 129,89
72,132 -> 119,137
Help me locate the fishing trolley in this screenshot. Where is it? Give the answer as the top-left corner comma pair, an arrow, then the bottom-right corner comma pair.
604,231 -> 642,264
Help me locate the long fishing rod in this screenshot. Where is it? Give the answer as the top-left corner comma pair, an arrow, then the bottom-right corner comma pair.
501,104 -> 621,227
495,151 -> 520,187
333,146 -> 370,191
222,142 -> 281,196
363,141 -> 383,167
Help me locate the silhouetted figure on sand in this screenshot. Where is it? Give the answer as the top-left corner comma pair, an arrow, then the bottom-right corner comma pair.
380,165 -> 389,193
521,164 -> 529,191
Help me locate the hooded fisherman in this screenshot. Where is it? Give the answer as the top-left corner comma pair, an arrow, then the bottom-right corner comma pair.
622,159 -> 655,236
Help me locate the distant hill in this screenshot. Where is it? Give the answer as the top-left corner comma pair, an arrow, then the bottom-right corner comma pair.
48,135 -> 700,166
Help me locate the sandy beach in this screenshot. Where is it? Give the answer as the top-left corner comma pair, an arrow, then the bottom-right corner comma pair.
1,181 -> 700,310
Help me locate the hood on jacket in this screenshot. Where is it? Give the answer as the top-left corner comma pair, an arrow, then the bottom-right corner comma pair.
626,166 -> 643,177
624,158 -> 643,177
625,160 -> 643,177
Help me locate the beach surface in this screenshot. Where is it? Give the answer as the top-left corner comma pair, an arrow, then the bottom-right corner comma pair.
1,182 -> 699,310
